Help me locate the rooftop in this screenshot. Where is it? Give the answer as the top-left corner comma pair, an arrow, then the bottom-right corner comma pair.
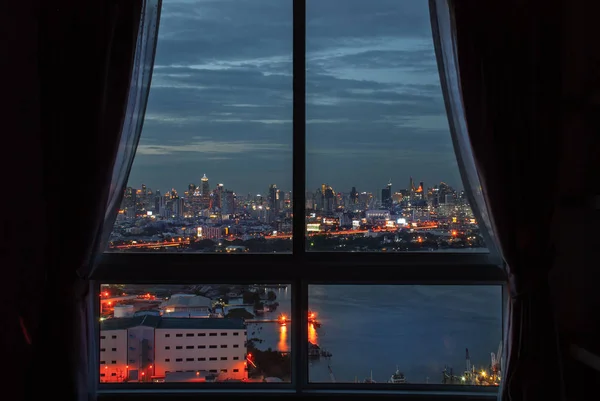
157,317 -> 245,330
100,315 -> 161,330
160,294 -> 212,308
100,316 -> 244,331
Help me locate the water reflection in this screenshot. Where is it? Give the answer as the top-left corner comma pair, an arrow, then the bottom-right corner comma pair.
308,323 -> 318,344
278,324 -> 288,352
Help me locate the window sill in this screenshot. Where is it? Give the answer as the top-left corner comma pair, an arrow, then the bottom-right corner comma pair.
97,387 -> 498,401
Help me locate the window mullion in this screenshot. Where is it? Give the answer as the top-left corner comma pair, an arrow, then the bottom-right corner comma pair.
292,0 -> 306,259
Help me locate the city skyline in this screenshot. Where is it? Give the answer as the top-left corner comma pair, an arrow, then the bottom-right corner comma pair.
128,0 -> 463,195
124,174 -> 463,200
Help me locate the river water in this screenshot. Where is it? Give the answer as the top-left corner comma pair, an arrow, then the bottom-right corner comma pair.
248,284 -> 503,384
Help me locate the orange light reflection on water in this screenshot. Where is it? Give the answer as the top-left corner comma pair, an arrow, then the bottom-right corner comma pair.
278,324 -> 288,352
308,323 -> 318,344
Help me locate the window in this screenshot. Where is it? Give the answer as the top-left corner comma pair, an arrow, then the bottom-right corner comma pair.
107,0 -> 293,255
111,361 -> 116,364
305,1 -> 485,254
186,333 -> 194,337
220,333 -> 227,336
186,358 -> 194,362
175,346 -> 182,350
186,345 -> 194,349
100,361 -> 105,365
165,334 -> 170,338
111,348 -> 116,352
221,369 -> 228,373
220,345 -> 227,348
165,346 -> 170,350
100,348 -> 105,352
165,359 -> 170,362
95,0 -> 505,398
111,335 -> 117,339
100,336 -> 105,340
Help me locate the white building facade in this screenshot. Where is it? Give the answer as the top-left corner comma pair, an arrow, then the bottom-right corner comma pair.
99,328 -> 128,382
100,316 -> 247,382
154,318 -> 247,380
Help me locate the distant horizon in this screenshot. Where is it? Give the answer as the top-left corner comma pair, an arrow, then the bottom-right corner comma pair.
125,176 -> 464,200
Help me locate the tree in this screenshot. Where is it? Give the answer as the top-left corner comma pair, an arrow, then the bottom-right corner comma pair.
225,308 -> 254,320
243,291 -> 260,305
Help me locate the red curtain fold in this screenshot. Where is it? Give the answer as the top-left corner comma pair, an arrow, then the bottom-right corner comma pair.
1,1 -> 149,400
431,0 -> 572,400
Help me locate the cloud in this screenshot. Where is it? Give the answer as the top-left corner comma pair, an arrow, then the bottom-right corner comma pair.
136,137 -> 290,156
126,0 -> 462,194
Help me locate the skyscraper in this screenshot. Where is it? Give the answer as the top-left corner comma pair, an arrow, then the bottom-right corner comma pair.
200,174 -> 209,196
269,184 -> 280,213
350,187 -> 358,204
381,180 -> 392,209
200,174 -> 210,208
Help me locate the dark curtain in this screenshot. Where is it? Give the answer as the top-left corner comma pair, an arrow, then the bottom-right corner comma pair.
430,0 -> 568,400
2,1 -> 160,400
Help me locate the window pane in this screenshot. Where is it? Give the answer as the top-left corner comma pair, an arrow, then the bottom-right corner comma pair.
308,285 -> 502,385
306,0 -> 486,252
99,283 -> 291,383
108,0 -> 293,254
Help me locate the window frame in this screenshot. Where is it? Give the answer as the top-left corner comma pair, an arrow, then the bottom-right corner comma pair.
94,0 -> 506,400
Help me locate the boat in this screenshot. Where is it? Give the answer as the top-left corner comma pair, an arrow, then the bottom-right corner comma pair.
363,370 -> 376,383
388,367 -> 406,384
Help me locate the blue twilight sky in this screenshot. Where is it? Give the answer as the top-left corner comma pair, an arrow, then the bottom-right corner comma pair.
127,0 -> 463,197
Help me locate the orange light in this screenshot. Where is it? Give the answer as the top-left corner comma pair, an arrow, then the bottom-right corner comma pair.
247,353 -> 252,358
104,292 -> 109,296
149,365 -> 153,369
126,366 -> 129,369
105,366 -> 108,369
141,372 -> 145,376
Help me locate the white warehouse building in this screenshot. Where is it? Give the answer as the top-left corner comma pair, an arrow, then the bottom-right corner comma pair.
100,316 -> 247,382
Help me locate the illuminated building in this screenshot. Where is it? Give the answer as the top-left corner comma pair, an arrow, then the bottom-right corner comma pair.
381,180 -> 392,209
100,316 -> 248,382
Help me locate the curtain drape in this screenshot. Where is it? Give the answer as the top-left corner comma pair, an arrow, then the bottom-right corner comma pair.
430,0 -> 565,400
4,1 -> 161,400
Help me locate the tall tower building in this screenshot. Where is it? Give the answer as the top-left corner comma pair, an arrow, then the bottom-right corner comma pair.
200,174 -> 209,196
269,184 -> 280,213
382,180 -> 392,209
350,187 -> 358,204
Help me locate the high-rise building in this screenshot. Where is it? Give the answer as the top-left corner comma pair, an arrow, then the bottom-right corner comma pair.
382,180 -> 392,208
222,190 -> 235,215
350,187 -> 358,204
268,184 -> 280,213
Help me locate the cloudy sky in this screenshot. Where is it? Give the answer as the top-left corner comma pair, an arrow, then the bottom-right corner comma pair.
128,0 -> 462,197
